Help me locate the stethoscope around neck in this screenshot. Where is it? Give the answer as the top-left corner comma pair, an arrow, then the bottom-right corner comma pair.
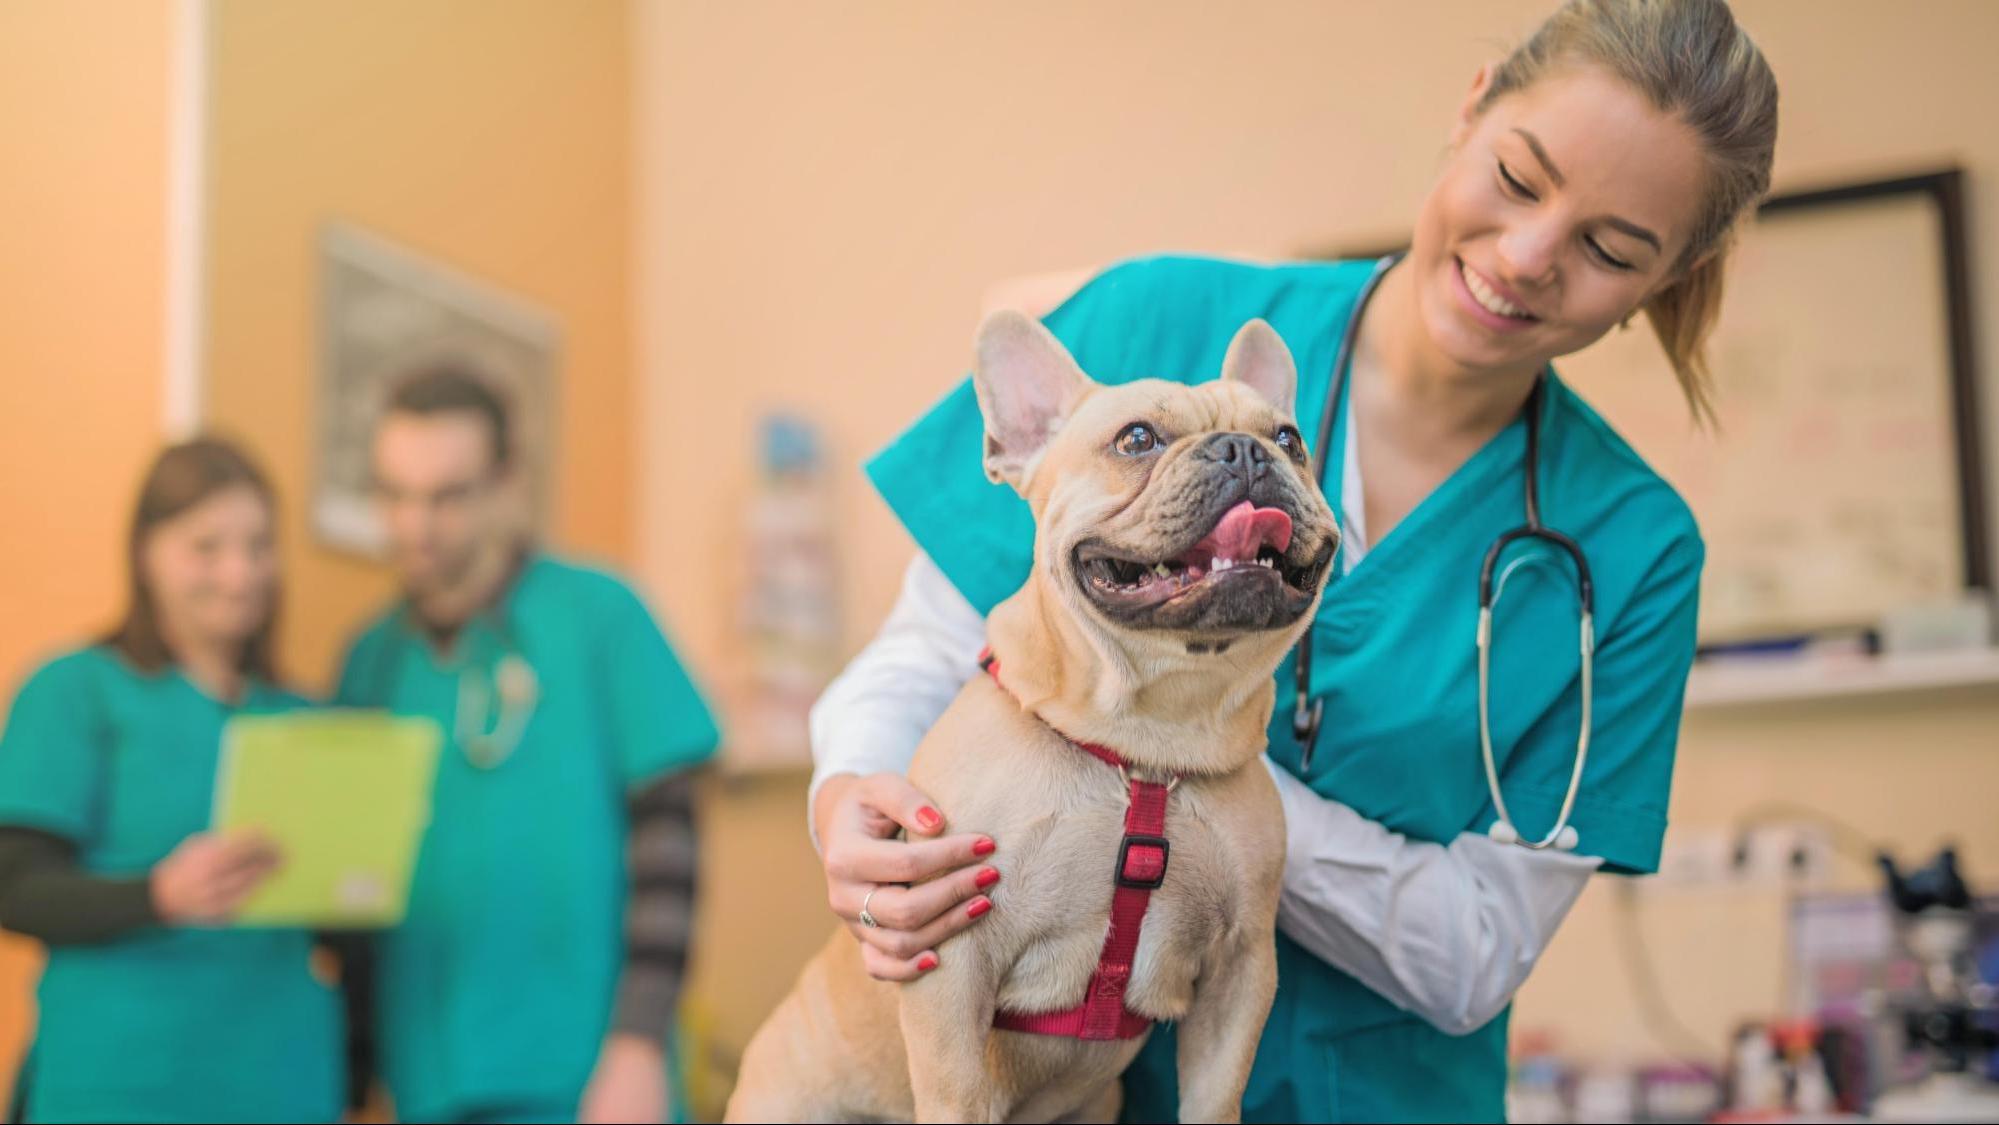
372,605 -> 540,770
1288,252 -> 1596,852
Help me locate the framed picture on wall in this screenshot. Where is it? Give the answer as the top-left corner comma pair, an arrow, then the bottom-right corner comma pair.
1557,170 -> 1988,644
313,223 -> 561,557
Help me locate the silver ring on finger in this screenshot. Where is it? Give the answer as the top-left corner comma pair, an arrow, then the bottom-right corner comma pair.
859,885 -> 883,928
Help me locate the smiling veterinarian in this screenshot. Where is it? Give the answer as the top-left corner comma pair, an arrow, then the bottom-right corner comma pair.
807,0 -> 1779,1121
0,442 -> 342,1124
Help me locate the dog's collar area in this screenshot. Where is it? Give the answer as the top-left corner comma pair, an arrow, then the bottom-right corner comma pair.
978,648 -> 1175,1041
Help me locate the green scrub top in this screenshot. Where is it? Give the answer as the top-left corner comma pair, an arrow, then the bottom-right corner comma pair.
335,553 -> 721,1123
866,255 -> 1704,1123
0,647 -> 342,1124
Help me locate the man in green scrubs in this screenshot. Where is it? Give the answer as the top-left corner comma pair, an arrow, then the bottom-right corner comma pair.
336,366 -> 719,1124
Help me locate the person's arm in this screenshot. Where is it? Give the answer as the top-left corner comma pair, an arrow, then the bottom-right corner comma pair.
0,826 -> 156,944
805,552 -> 1002,982
806,552 -> 985,845
579,770 -> 701,1125
0,825 -> 279,944
1262,763 -> 1600,1034
610,769 -> 700,1046
582,574 -> 723,1125
1269,531 -> 1704,1034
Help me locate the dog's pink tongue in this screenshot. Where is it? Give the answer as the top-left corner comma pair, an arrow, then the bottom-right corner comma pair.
1196,501 -> 1293,561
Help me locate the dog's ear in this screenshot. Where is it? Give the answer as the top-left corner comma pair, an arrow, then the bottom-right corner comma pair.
973,310 -> 1091,489
1220,319 -> 1297,416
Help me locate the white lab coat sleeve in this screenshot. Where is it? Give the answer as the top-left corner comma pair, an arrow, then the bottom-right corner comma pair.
1263,756 -> 1603,1035
806,552 -> 985,845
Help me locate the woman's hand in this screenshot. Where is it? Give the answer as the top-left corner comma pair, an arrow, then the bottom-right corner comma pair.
815,772 -> 1000,982
149,830 -> 281,924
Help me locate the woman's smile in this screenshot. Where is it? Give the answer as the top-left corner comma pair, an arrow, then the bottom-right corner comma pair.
1452,256 -> 1542,332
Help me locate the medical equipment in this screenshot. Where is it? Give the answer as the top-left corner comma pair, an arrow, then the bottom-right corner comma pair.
1289,252 -> 1596,852
361,604 -> 540,770
456,646 -> 538,769
1872,847 -> 1999,1123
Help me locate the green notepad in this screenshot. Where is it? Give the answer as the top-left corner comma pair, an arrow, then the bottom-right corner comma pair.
212,711 -> 442,928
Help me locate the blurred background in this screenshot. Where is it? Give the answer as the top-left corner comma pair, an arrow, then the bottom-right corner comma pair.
3,1 -> 1998,1121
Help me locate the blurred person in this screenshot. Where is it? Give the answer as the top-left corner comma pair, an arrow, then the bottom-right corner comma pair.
335,366 -> 718,1124
806,0 -> 1779,1120
0,439 -> 343,1123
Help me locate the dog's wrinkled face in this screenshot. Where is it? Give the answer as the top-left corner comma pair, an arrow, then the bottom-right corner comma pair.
973,313 -> 1339,640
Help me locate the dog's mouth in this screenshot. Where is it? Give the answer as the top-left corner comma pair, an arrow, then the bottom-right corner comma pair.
1072,501 -> 1333,631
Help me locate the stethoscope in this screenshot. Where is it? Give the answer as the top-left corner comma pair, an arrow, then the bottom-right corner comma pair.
454,641 -> 538,770
371,604 -> 540,770
1288,252 -> 1595,852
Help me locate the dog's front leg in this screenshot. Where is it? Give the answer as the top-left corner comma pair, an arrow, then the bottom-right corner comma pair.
899,955 -> 1006,1123
1173,932 -> 1278,1123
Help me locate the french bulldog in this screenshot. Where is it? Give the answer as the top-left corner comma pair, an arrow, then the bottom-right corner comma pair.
727,311 -> 1339,1123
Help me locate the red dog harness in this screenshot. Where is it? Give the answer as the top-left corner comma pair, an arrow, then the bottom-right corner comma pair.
980,650 -> 1176,1041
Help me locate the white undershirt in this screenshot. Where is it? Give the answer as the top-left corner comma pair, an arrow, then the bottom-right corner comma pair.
809,540 -> 1603,1033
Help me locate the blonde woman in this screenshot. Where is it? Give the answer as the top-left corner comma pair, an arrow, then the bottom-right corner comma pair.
807,0 -> 1780,1120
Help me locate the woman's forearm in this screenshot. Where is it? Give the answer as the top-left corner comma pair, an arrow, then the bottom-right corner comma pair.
0,826 -> 158,945
806,552 -> 985,843
1263,759 -> 1601,1034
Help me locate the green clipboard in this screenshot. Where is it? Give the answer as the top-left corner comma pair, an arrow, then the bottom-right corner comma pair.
212,710 -> 442,928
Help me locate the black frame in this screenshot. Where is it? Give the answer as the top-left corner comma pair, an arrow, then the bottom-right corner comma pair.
1312,168 -> 1992,601
1755,170 -> 1989,595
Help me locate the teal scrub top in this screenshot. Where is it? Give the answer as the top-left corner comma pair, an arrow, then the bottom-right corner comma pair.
0,647 -> 343,1124
335,553 -> 721,1123
866,255 -> 1705,1123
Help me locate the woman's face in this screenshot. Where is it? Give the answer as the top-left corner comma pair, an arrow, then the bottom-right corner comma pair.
142,484 -> 278,651
1408,63 -> 1709,375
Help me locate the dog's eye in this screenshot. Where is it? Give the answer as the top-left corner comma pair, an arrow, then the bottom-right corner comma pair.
1113,423 -> 1160,456
1274,425 -> 1306,462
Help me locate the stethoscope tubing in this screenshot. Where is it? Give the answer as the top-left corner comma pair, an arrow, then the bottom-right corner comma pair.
1288,252 -> 1595,852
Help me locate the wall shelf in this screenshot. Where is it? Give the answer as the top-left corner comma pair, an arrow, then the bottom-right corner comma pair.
1684,648 -> 1999,710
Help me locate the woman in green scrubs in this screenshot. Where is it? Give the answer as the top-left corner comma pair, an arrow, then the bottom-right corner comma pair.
0,439 -> 342,1124
805,1 -> 1781,1121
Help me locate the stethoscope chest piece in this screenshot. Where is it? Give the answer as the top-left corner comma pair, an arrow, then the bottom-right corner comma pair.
1487,818 -> 1580,851
494,654 -> 539,711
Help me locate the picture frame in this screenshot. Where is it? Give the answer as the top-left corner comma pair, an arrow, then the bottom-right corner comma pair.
1308,169 -> 1990,644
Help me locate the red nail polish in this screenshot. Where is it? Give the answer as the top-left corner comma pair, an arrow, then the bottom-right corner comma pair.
917,953 -> 939,972
975,867 -> 1000,889
915,807 -> 943,832
967,897 -> 993,919
972,837 -> 996,857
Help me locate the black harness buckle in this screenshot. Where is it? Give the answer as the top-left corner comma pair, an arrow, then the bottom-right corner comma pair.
1116,834 -> 1170,889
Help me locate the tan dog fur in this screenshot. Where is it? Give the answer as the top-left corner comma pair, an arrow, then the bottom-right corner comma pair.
727,313 -> 1338,1124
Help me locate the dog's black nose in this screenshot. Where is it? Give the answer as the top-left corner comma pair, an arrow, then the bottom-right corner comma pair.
1198,432 -> 1270,478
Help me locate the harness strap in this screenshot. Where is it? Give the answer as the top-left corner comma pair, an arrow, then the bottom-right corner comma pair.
980,650 -> 1173,1041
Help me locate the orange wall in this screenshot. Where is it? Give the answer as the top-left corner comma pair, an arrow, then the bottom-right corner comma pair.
0,1 -> 171,733
0,0 -> 173,1104
204,0 -> 637,691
